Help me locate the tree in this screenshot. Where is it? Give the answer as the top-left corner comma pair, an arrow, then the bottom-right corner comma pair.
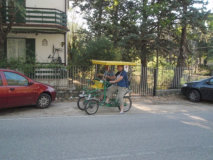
71,0 -> 210,89
0,0 -> 25,60
72,0 -> 109,38
206,13 -> 213,65
170,0 -> 209,88
69,37 -> 121,67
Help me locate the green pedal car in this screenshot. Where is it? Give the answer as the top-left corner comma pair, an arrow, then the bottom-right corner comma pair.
77,60 -> 136,115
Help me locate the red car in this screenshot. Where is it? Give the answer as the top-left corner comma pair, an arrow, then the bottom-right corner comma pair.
0,69 -> 56,109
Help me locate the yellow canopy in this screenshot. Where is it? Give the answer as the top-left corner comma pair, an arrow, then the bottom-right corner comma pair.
91,60 -> 137,66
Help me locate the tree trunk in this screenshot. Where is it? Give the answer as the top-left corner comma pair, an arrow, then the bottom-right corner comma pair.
0,37 -> 6,61
112,2 -> 119,46
171,1 -> 187,88
139,0 -> 149,94
97,0 -> 104,37
0,0 -> 4,60
0,0 -> 14,61
140,45 -> 148,94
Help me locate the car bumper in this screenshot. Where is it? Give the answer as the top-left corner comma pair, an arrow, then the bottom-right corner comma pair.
51,91 -> 56,101
181,87 -> 190,96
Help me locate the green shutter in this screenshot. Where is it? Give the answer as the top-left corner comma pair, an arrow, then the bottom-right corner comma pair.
26,39 -> 35,63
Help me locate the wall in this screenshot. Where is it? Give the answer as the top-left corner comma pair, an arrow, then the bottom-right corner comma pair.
26,0 -> 67,12
7,33 -> 65,63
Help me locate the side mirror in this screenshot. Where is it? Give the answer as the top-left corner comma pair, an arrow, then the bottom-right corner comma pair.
28,81 -> 34,86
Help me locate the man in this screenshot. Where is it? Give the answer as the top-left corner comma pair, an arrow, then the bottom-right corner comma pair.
98,65 -> 114,101
105,65 -> 129,114
103,65 -> 114,81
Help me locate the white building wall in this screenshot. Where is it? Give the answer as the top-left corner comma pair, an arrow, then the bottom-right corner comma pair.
8,33 -> 65,64
26,0 -> 66,12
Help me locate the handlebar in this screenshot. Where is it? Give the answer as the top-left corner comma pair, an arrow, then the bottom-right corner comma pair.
87,78 -> 112,89
101,80 -> 112,88
94,77 -> 101,81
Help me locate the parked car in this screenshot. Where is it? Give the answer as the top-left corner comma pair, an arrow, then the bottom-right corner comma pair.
0,69 -> 56,109
181,77 -> 213,102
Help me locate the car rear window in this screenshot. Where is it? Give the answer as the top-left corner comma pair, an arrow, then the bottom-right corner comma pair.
0,75 -> 2,86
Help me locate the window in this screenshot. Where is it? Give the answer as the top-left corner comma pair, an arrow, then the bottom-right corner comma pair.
7,39 -> 26,61
42,39 -> 48,46
4,72 -> 28,86
0,75 -> 3,86
209,79 -> 213,85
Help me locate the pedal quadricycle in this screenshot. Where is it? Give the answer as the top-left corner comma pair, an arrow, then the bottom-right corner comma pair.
77,60 -> 136,115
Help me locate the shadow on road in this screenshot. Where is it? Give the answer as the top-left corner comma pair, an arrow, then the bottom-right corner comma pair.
0,105 -> 37,116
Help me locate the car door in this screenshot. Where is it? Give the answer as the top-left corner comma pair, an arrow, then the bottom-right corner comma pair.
200,78 -> 213,100
4,71 -> 36,107
0,72 -> 8,108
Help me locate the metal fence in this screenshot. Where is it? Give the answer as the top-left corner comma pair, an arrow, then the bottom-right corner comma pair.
5,7 -> 67,26
25,66 -> 211,96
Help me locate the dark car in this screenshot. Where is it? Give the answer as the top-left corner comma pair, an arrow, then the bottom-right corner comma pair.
0,69 -> 56,109
181,77 -> 213,102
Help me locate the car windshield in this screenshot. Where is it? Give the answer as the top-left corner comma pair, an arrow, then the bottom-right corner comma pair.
192,78 -> 209,83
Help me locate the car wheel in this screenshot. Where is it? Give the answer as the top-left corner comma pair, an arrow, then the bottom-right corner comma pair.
37,93 -> 51,108
188,90 -> 201,102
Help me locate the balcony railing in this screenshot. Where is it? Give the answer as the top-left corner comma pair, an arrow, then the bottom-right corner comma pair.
5,7 -> 67,27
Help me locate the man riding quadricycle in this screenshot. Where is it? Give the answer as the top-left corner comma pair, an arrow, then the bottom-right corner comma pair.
77,60 -> 136,115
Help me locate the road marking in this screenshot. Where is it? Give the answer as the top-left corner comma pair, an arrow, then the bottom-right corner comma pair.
0,113 -> 147,121
71,152 -> 156,160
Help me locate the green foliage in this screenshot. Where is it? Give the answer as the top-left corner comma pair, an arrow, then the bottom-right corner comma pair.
69,0 -> 210,71
0,58 -> 66,76
69,37 -> 121,67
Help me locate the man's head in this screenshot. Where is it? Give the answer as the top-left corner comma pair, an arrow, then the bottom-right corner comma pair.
105,65 -> 110,71
117,65 -> 124,72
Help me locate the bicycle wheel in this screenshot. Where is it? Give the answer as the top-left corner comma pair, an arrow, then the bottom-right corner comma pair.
77,97 -> 87,110
118,96 -> 132,112
85,99 -> 99,115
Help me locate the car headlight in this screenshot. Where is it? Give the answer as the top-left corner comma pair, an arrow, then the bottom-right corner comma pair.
183,83 -> 188,87
48,87 -> 55,92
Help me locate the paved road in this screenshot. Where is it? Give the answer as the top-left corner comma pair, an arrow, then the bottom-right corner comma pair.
1,110 -> 213,160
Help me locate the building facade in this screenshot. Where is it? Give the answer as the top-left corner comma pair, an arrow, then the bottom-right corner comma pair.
2,0 -> 68,64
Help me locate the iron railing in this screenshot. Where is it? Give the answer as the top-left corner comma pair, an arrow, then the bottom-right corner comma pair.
18,66 -> 211,96
5,7 -> 67,27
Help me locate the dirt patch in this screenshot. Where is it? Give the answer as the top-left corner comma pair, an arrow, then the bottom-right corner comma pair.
0,95 -> 213,119
132,95 -> 191,104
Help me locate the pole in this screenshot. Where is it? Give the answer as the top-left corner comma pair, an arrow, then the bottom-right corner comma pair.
153,68 -> 157,96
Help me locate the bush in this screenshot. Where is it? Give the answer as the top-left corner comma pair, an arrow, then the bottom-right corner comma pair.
0,58 -> 66,76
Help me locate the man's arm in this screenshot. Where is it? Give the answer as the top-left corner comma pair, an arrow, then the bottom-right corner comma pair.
105,71 -> 116,80
110,76 -> 123,84
106,75 -> 116,80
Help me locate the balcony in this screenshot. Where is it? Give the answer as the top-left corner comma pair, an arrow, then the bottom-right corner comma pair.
4,7 -> 68,33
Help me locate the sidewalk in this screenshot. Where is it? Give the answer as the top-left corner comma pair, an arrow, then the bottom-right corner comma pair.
0,95 -> 213,119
